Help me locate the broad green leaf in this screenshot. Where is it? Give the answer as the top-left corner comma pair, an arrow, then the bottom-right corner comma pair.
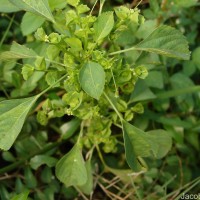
123,124 -> 140,171
122,121 -> 172,171
49,0 -> 67,10
21,12 -> 45,36
135,25 -> 190,60
94,11 -> 114,41
0,0 -> 21,12
0,95 -> 39,150
65,37 -> 82,51
79,61 -> 105,100
30,155 -> 58,170
145,71 -> 164,89
123,121 -> 151,157
11,190 -> 29,200
146,130 -> 172,159
78,160 -> 93,195
0,42 -> 37,61
55,144 -> 87,187
8,0 -> 55,22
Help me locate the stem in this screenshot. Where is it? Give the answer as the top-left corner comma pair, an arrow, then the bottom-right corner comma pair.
110,68 -> 119,97
103,92 -> 123,121
130,177 -> 142,200
109,47 -> 136,56
99,0 -> 105,16
0,141 -> 62,175
90,0 -> 98,15
77,121 -> 84,144
0,84 -> 10,99
39,74 -> 68,97
96,145 -> 107,167
0,14 -> 15,48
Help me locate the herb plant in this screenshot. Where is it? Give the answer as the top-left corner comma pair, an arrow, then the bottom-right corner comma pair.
0,0 -> 195,199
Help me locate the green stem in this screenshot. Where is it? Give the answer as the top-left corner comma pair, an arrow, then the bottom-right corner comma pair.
110,68 -> 119,97
0,14 -> 15,48
109,47 -> 136,56
77,121 -> 84,144
99,0 -> 105,16
103,92 -> 123,121
0,141 -> 62,175
90,0 -> 98,15
39,74 -> 68,97
96,145 -> 107,168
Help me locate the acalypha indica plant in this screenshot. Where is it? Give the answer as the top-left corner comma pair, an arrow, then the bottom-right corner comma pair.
0,0 -> 190,194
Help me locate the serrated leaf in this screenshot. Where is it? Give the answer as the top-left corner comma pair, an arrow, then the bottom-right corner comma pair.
94,11 -> 114,41
55,144 -> 87,187
135,25 -> 190,60
8,0 -> 55,22
21,12 -> 45,36
79,61 -> 105,100
0,42 -> 37,61
0,95 -> 39,150
0,0 -> 21,12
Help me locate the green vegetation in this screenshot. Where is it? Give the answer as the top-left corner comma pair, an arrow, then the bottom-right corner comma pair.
0,0 -> 200,199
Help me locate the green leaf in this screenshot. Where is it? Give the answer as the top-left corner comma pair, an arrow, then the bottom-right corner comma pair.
94,11 -> 114,41
79,61 -> 105,100
0,0 -> 21,12
0,95 -> 39,150
77,4 -> 90,14
78,160 -> 93,195
65,37 -> 82,51
45,71 -> 60,87
130,80 -> 157,102
135,25 -> 190,60
49,0 -> 67,10
173,0 -> 197,7
60,118 -> 81,139
55,144 -> 87,187
122,121 -> 144,171
0,42 -> 37,61
8,0 -> 55,22
24,167 -> 37,188
11,190 -> 29,200
30,155 -> 58,170
146,130 -> 172,159
21,64 -> 34,80
21,12 -> 45,36
66,0 -> 80,7
122,121 -> 172,171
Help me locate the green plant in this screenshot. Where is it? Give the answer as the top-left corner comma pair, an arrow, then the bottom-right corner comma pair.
0,0 -> 196,199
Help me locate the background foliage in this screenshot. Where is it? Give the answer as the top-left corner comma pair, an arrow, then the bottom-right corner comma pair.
0,0 -> 200,199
